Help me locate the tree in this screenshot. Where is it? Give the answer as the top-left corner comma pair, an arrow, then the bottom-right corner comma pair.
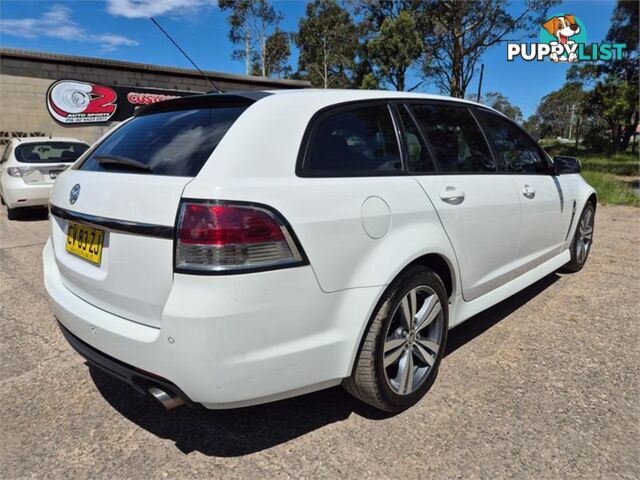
421,0 -> 557,98
565,1 -> 638,151
295,0 -> 358,88
479,92 -> 523,122
583,79 -> 638,152
219,0 -> 288,78
533,83 -> 585,140
357,0 -> 427,31
367,11 -> 423,91
251,28 -> 291,78
522,115 -> 541,138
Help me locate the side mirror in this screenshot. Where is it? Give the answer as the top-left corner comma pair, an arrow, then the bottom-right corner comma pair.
553,156 -> 581,174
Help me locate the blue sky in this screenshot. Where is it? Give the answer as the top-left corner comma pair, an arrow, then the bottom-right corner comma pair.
0,0 -> 617,118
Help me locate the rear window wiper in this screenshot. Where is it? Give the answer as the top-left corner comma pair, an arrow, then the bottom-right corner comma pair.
94,155 -> 153,172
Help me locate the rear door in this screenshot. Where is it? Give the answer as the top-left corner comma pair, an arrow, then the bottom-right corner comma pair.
476,109 -> 568,269
401,102 -> 521,302
49,101 -> 250,328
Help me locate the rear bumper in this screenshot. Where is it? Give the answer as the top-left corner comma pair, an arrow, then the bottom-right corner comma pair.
2,176 -> 51,208
43,238 -> 382,408
57,321 -> 192,404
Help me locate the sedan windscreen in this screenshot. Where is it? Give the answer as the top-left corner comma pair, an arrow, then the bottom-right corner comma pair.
79,107 -> 247,177
15,142 -> 89,164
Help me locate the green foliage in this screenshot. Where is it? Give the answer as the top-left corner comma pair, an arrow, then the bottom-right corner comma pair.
421,0 -> 558,98
219,0 -> 288,77
542,140 -> 639,206
523,115 -> 541,138
581,152 -> 640,177
583,78 -> 638,152
367,11 -> 423,91
294,0 -> 358,88
250,28 -> 291,78
563,1 -> 638,152
580,170 -> 639,206
480,92 -> 523,122
532,83 -> 585,139
360,73 -> 380,90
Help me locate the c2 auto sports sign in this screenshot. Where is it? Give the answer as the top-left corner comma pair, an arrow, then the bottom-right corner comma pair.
46,79 -> 201,125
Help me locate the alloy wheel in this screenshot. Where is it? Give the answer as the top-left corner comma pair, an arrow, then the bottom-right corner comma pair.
576,207 -> 594,264
383,286 -> 444,395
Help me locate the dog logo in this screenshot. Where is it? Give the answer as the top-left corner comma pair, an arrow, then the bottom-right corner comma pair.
47,80 -> 117,125
69,184 -> 81,205
540,14 -> 586,62
508,13 -> 625,63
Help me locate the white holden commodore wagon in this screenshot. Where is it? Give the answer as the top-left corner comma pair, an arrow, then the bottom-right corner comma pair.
43,90 -> 596,412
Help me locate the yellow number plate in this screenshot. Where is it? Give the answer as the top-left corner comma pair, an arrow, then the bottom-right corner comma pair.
66,222 -> 104,266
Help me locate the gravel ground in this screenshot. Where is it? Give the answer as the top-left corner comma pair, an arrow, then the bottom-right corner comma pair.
0,205 -> 638,479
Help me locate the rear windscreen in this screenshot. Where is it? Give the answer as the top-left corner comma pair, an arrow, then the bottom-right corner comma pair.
79,107 -> 247,176
15,142 -> 89,164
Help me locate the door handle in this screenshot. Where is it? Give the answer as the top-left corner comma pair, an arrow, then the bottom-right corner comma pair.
440,186 -> 465,205
522,184 -> 536,199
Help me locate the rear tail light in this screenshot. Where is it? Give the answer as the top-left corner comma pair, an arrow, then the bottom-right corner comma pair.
175,201 -> 306,273
7,167 -> 35,177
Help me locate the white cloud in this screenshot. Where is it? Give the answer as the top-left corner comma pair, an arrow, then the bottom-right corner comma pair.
0,5 -> 138,52
106,0 -> 217,19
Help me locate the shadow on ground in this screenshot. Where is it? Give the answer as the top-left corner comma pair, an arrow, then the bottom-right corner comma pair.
91,273 -> 561,457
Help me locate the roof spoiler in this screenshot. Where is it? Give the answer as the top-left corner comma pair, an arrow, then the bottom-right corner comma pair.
134,91 -> 272,117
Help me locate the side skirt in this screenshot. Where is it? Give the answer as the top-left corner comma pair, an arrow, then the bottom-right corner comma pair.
449,249 -> 571,328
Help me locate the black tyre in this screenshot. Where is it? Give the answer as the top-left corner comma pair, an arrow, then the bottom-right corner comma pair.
343,265 -> 448,412
562,202 -> 595,273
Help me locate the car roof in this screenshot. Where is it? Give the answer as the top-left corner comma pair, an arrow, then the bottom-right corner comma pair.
11,137 -> 88,145
265,88 -> 480,105
263,88 -> 506,115
141,88 -> 502,118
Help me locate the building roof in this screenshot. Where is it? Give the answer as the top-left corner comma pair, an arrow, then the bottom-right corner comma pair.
0,47 -> 310,89
10,136 -> 88,145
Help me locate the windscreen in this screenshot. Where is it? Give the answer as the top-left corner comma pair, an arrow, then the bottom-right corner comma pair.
15,142 -> 89,164
79,107 -> 247,177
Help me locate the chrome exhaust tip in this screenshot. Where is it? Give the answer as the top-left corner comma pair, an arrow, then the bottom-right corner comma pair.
148,387 -> 185,410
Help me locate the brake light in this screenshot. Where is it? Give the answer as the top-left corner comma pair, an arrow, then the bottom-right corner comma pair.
7,167 -> 35,177
175,201 -> 306,273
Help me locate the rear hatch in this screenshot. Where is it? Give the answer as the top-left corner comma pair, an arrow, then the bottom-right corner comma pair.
48,95 -> 256,328
16,141 -> 88,184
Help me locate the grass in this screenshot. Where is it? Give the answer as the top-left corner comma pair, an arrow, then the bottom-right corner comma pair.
540,139 -> 639,206
580,170 -> 640,207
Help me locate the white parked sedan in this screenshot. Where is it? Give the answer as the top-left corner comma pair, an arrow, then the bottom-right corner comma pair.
43,90 -> 596,412
0,137 -> 89,219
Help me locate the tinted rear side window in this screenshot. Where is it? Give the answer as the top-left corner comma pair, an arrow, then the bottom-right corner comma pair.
15,142 -> 89,164
79,107 -> 246,176
410,104 -> 495,173
303,105 -> 402,175
478,111 -> 548,174
397,105 -> 434,173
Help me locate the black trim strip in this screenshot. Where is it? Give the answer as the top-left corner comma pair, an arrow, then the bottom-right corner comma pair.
50,204 -> 174,239
134,92 -> 269,117
57,321 -> 193,405
565,200 -> 577,241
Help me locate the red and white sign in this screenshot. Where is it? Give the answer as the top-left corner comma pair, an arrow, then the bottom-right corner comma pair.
47,80 -> 118,124
127,91 -> 181,105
